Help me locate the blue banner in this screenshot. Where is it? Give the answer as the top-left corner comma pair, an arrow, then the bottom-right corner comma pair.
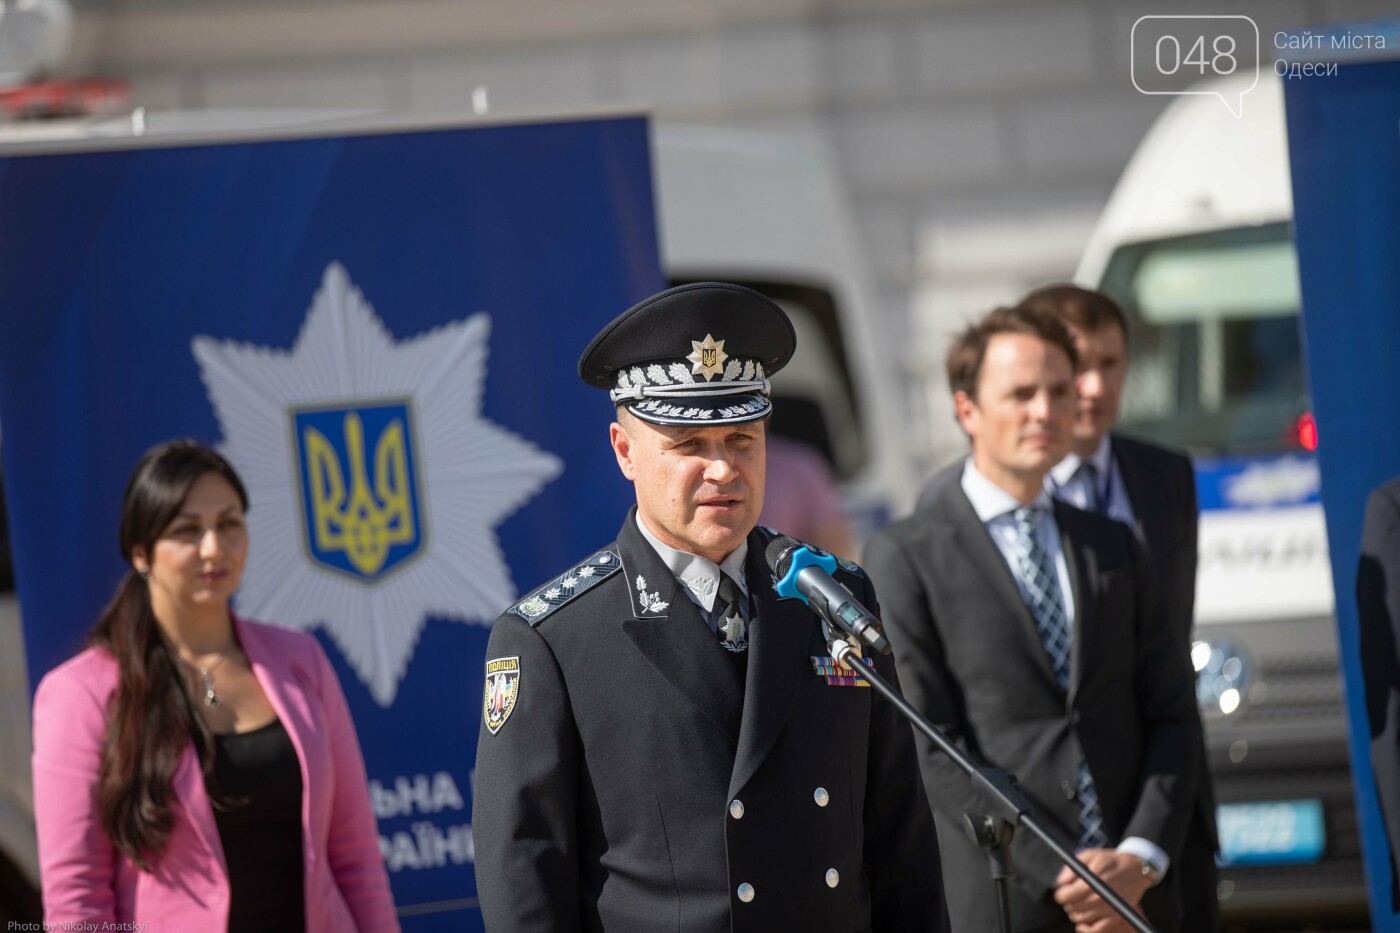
1287,58 -> 1400,930
0,114 -> 664,929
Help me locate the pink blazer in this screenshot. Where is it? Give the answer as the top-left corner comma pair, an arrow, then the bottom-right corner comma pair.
32,616 -> 399,932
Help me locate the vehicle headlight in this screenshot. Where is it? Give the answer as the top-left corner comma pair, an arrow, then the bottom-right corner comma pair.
1192,637 -> 1249,716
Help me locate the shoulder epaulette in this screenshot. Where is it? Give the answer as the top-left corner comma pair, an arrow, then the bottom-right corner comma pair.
509,549 -> 621,626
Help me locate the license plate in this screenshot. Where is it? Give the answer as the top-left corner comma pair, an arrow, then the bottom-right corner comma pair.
1217,799 -> 1325,865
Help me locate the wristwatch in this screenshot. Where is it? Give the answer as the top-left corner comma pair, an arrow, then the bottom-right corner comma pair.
1139,857 -> 1163,888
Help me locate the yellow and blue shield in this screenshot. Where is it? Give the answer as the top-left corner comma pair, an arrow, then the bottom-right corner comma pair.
293,401 -> 424,581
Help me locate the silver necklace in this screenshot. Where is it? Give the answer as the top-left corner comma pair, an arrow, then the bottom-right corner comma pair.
183,652 -> 229,707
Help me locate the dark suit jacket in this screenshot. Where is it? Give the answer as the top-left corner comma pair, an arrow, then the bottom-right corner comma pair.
472,510 -> 948,933
1112,434 -> 1219,853
868,464 -> 1200,932
1358,476 -> 1400,910
1112,434 -> 1198,647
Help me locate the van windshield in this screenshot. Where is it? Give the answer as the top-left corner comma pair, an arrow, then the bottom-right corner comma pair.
1100,223 -> 1311,457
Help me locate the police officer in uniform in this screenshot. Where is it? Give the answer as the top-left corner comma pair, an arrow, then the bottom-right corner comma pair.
472,283 -> 948,933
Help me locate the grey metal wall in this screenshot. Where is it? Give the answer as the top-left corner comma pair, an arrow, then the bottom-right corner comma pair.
63,0 -> 1398,469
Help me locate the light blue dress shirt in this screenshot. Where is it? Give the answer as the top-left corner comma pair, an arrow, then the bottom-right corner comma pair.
1047,434 -> 1136,527
960,459 -> 1075,629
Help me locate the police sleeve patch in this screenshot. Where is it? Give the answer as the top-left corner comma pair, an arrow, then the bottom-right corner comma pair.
483,656 -> 521,734
509,549 -> 621,626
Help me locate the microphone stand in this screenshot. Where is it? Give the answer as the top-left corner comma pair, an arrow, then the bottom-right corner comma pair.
822,627 -> 1158,933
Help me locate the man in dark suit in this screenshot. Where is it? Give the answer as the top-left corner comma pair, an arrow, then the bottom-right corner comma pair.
1357,475 -> 1400,911
865,304 -> 1200,933
472,282 -> 947,932
1022,284 -> 1220,931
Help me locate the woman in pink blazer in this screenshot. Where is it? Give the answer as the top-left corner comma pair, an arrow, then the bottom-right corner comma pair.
32,439 -> 399,932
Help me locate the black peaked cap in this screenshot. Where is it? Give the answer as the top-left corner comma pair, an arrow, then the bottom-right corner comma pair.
578,282 -> 796,427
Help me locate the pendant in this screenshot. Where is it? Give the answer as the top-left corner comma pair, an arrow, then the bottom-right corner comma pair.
200,669 -> 220,708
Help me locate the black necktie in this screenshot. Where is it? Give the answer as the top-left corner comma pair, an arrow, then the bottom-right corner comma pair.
715,573 -> 748,654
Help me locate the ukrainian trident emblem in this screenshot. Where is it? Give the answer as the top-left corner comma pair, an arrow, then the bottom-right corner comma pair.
720,610 -> 748,653
687,333 -> 728,380
293,401 -> 424,580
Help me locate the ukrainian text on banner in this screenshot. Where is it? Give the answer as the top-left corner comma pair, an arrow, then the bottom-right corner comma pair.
0,113 -> 664,931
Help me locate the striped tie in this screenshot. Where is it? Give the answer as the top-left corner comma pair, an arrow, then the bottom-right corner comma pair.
1012,507 -> 1107,849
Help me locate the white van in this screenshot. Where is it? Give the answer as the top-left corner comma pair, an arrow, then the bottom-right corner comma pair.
653,125 -> 915,538
0,112 -> 909,921
1076,74 -> 1365,921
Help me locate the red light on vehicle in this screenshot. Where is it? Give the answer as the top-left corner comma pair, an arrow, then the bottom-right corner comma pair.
1297,412 -> 1318,451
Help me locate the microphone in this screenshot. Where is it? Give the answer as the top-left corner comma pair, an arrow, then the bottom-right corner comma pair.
765,535 -> 891,655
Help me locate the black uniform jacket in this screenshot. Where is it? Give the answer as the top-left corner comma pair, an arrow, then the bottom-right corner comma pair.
472,510 -> 948,933
867,465 -> 1200,932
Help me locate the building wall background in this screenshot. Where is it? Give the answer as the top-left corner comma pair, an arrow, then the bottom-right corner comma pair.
62,0 -> 1397,472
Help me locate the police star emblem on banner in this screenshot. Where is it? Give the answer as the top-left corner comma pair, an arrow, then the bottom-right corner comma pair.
192,262 -> 563,706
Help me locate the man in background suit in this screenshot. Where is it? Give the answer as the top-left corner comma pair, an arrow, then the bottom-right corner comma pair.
865,304 -> 1201,932
1357,474 -> 1400,911
1021,284 -> 1220,931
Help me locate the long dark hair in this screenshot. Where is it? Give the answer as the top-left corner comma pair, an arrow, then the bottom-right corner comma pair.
87,439 -> 249,870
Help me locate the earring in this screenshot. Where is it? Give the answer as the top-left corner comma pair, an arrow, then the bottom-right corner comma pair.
137,567 -> 150,581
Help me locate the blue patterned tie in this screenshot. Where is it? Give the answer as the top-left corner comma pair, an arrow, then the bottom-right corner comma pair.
1012,507 -> 1108,849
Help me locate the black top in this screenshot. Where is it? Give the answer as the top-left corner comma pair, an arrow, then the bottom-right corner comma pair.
211,718 -> 306,933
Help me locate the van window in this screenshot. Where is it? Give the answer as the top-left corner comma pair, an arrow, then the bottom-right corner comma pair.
667,278 -> 867,481
1099,223 -> 1310,456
